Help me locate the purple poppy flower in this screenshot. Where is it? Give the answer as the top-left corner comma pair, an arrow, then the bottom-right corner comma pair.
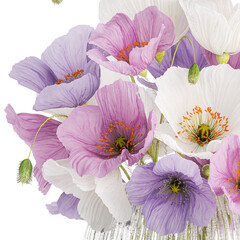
46,192 -> 82,220
87,6 -> 174,76
9,25 -> 100,111
57,80 -> 157,178
5,104 -> 69,194
209,135 -> 240,214
126,154 -> 216,235
148,30 -> 209,79
201,48 -> 240,69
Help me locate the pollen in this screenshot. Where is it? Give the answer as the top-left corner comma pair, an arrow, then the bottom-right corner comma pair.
227,161 -> 240,195
116,41 -> 149,63
55,69 -> 84,85
177,106 -> 229,147
95,120 -> 142,157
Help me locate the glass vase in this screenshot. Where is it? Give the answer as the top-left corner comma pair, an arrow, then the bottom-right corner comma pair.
84,196 -> 240,240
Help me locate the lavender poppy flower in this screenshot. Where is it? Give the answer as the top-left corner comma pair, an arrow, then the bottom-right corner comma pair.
9,25 -> 100,111
5,104 -> 68,194
87,6 -> 174,76
148,30 -> 209,79
126,154 -> 216,235
57,80 -> 157,178
46,192 -> 82,220
209,135 -> 240,214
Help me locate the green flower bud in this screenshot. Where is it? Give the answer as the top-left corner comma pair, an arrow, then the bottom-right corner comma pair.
188,63 -> 200,84
52,0 -> 63,4
17,159 -> 33,184
202,164 -> 210,179
155,51 -> 165,63
216,53 -> 230,64
139,69 -> 147,78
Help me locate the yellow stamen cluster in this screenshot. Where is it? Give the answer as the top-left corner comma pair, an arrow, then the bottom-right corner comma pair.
177,106 -> 229,146
227,161 -> 240,200
117,41 -> 149,63
95,120 -> 142,158
55,69 -> 84,84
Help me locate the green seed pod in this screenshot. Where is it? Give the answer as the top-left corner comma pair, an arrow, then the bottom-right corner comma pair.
139,69 -> 147,78
155,51 -> 165,63
202,164 -> 210,179
52,0 -> 63,4
216,53 -> 230,64
17,159 -> 33,184
188,63 -> 200,84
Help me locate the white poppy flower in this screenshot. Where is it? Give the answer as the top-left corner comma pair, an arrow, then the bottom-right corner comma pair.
155,64 -> 240,159
179,0 -> 240,55
99,0 -> 189,45
42,159 -> 132,231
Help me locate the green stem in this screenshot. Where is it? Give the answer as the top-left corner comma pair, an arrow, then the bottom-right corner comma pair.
119,164 -> 130,180
171,36 -> 196,67
177,152 -> 185,159
28,114 -> 68,159
140,158 -> 145,165
160,113 -> 164,124
155,140 -> 159,162
130,76 -> 135,83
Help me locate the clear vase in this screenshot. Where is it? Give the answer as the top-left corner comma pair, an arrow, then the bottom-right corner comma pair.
84,196 -> 240,240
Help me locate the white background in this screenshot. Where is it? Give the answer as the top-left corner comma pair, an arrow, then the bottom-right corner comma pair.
1,0 -> 240,240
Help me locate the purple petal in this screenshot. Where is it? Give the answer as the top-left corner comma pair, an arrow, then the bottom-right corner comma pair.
126,162 -> 160,206
142,190 -> 188,235
133,6 -> 174,51
153,154 -> 203,187
136,77 -> 158,90
187,179 -> 216,226
34,73 -> 100,111
9,56 -> 58,93
42,25 -> 94,79
46,192 -> 82,220
88,13 -> 137,58
5,104 -> 69,169
33,166 -> 51,195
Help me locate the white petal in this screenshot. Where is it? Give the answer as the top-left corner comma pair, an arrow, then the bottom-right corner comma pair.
154,123 -> 213,159
138,86 -> 161,122
156,67 -> 203,134
77,191 -> 114,232
42,159 -> 96,195
179,0 -> 233,54
99,0 -> 188,44
95,169 -> 132,222
43,107 -> 74,121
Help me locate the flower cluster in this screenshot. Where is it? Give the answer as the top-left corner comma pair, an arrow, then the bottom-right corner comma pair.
6,0 -> 240,238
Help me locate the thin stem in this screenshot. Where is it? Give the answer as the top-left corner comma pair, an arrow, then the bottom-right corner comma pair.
28,114 -> 68,159
119,164 -> 130,180
155,140 -> 159,162
130,75 -> 135,83
171,36 -> 196,67
177,152 -> 185,159
140,158 -> 145,165
160,113 -> 164,124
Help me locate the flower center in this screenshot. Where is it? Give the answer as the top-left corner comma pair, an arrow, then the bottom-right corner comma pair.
55,69 -> 84,85
116,41 -> 149,63
227,160 -> 240,200
177,106 -> 229,147
96,120 -> 143,158
170,180 -> 182,193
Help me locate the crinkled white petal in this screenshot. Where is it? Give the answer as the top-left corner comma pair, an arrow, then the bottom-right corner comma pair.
77,191 -> 114,232
43,107 -> 75,122
99,0 -> 188,44
179,0 -> 240,54
95,169 -> 132,222
42,159 -> 96,194
154,123 -> 213,159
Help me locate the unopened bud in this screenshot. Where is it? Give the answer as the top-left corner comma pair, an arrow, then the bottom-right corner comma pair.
139,69 -> 147,78
17,159 -> 33,184
155,51 -> 165,63
202,164 -> 210,178
188,64 -> 200,84
52,0 -> 63,4
216,53 -> 230,64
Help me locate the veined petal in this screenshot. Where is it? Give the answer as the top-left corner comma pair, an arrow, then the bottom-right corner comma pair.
33,73 -> 100,111
42,25 -> 94,79
9,57 -> 57,93
33,166 -> 51,195
95,169 -> 132,222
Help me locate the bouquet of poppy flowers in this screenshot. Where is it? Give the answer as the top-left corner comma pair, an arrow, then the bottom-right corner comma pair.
6,0 -> 240,239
